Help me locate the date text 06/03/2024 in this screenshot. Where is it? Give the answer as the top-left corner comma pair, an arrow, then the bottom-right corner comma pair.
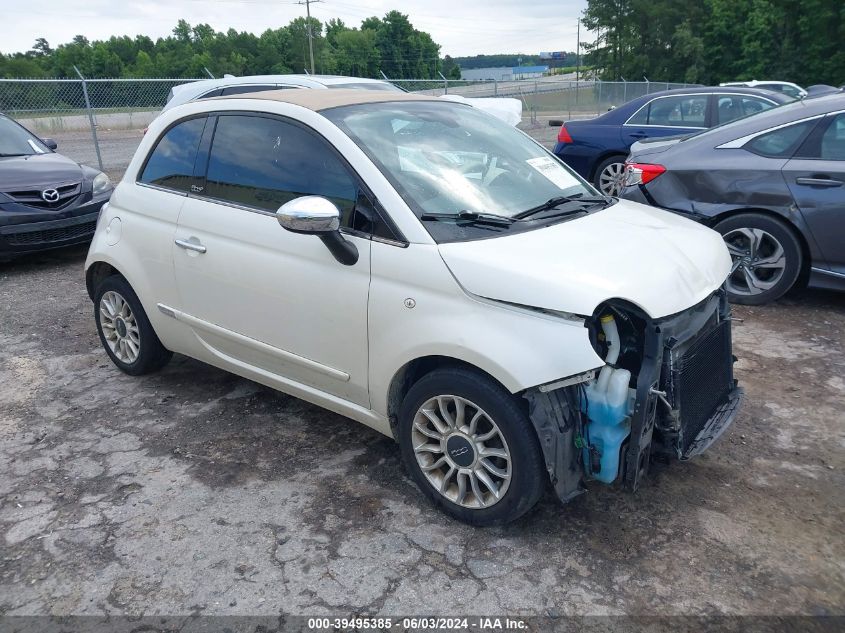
306,616 -> 529,630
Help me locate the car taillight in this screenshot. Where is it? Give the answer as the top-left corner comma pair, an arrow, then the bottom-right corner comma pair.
557,125 -> 573,144
624,162 -> 665,187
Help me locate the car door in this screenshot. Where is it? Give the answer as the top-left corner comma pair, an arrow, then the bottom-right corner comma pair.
782,112 -> 845,275
133,114 -> 209,318
620,94 -> 709,146
170,113 -> 372,407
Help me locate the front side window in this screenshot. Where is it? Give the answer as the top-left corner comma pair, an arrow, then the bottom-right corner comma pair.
203,115 -> 357,220
139,116 -> 206,192
746,120 -> 815,158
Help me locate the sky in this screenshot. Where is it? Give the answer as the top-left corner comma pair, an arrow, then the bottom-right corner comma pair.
0,0 -> 590,58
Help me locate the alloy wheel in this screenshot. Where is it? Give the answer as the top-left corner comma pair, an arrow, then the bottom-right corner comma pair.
598,161 -> 625,196
722,227 -> 787,297
412,395 -> 512,509
99,290 -> 141,364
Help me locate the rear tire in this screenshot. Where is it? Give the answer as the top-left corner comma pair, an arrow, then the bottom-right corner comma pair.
398,367 -> 546,526
94,275 -> 172,375
713,213 -> 802,305
593,155 -> 627,196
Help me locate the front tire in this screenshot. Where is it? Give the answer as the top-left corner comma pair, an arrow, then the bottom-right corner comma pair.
713,213 -> 802,305
94,275 -> 172,375
398,367 -> 546,526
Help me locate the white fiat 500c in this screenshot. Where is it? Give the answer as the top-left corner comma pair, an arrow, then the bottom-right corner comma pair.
86,89 -> 742,525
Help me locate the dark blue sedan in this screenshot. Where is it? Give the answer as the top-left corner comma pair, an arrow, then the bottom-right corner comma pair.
553,86 -> 793,195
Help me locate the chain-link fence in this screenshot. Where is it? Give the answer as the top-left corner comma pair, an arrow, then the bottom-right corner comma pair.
0,75 -> 204,176
0,74 -> 695,178
395,78 -> 697,119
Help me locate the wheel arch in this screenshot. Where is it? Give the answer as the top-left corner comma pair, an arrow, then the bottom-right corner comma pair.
386,355 -> 519,438
709,207 -> 812,287
86,260 -> 124,301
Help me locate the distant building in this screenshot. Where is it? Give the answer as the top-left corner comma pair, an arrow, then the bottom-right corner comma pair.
511,65 -> 548,80
460,67 -> 512,81
460,65 -> 549,81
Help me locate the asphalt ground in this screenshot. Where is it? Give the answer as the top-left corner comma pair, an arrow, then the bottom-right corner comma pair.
0,122 -> 843,628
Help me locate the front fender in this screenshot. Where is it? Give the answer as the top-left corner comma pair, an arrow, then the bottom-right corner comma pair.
368,243 -> 604,418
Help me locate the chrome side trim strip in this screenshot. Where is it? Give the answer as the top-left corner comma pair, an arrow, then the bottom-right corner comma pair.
811,267 -> 845,279
156,303 -> 350,381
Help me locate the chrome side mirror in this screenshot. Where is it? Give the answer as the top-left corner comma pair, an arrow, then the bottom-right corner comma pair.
277,195 -> 341,234
276,196 -> 358,266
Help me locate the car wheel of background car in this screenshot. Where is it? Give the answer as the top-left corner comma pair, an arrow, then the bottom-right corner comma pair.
593,156 -> 626,196
398,367 -> 546,526
714,213 -> 802,305
94,275 -> 173,375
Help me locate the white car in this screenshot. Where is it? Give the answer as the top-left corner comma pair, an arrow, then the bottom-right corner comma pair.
86,89 -> 742,525
162,74 -> 403,113
720,80 -> 807,100
161,74 -> 523,126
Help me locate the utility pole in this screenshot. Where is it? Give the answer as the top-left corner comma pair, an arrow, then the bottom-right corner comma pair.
296,0 -> 321,75
576,17 -> 581,83
575,18 -> 581,106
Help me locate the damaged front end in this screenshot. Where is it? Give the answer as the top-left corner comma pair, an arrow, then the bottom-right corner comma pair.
526,286 -> 743,502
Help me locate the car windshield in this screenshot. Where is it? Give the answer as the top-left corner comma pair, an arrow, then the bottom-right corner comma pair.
0,116 -> 48,156
326,101 -> 596,228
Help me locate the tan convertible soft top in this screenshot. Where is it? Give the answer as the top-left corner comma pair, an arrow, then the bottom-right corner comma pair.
214,88 -> 440,111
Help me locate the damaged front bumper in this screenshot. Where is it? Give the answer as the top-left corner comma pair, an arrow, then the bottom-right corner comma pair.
526,286 -> 743,503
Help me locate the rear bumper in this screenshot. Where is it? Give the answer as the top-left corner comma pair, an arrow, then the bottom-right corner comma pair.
0,206 -> 102,258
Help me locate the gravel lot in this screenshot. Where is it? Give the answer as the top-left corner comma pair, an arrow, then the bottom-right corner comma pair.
1,123 -> 843,624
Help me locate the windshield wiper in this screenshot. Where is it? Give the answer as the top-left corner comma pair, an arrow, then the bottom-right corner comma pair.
0,153 -> 29,157
420,210 -> 514,226
514,194 -> 611,220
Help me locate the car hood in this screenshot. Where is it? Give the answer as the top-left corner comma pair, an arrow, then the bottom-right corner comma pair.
0,152 -> 84,191
437,199 -> 732,319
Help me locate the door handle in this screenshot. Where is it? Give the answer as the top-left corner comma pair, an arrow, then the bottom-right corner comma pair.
175,238 -> 207,254
795,177 -> 842,187
630,132 -> 647,139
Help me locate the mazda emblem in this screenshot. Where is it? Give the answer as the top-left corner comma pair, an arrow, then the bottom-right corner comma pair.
41,188 -> 60,203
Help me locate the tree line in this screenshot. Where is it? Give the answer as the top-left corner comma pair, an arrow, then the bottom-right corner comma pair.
0,11 -> 460,80
583,0 -> 845,86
